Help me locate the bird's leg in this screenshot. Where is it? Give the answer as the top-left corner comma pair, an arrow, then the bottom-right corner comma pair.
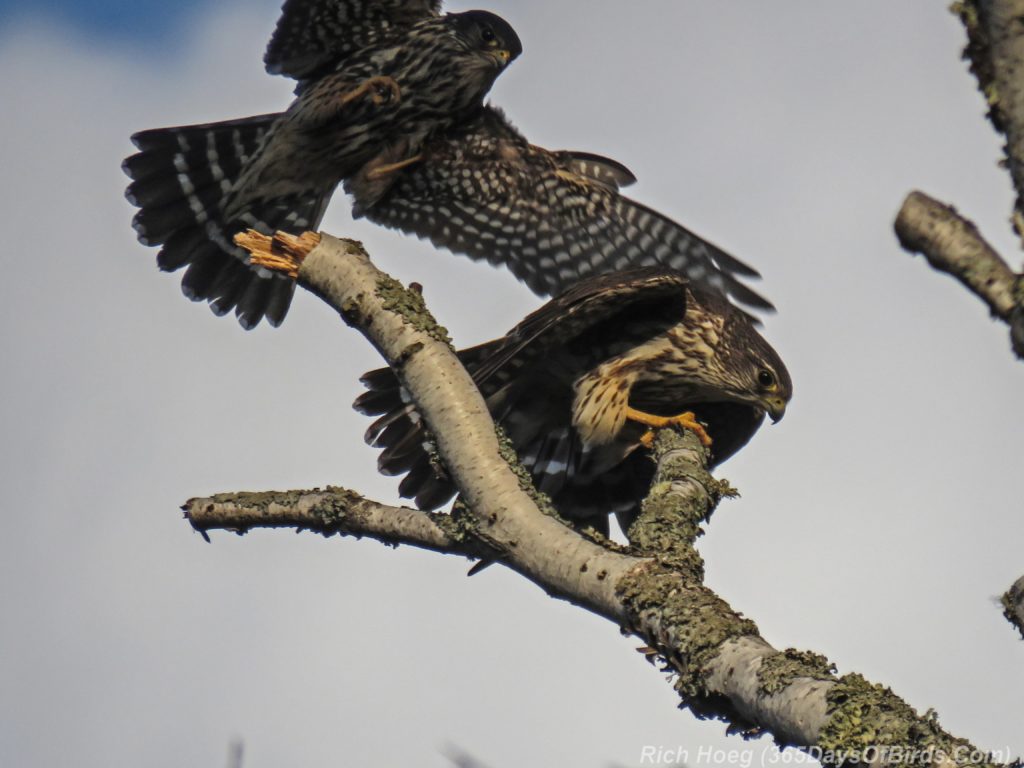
339,76 -> 401,107
626,407 -> 713,448
365,154 -> 425,181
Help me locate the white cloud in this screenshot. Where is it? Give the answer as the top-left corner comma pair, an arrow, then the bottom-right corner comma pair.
0,2 -> 1021,766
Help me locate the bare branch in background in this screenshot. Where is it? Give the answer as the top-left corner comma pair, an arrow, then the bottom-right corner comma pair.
1004,576 -> 1024,639
955,0 -> 1024,243
894,191 -> 1024,357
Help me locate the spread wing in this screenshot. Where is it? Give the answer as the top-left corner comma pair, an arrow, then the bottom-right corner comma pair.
354,106 -> 774,314
467,268 -> 690,390
264,0 -> 442,80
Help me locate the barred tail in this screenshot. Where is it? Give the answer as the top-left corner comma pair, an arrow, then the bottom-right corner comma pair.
123,114 -> 328,328
354,356 -> 653,534
354,366 -> 459,511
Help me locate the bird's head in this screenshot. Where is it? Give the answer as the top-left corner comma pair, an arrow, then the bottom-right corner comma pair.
716,312 -> 792,424
448,10 -> 523,70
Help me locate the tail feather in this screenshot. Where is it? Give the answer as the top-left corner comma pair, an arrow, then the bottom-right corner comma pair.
157,228 -> 209,272
355,365 -> 454,506
131,188 -> 222,246
207,258 -> 253,315
123,113 -> 320,328
261,280 -> 296,329
376,426 -> 423,466
181,247 -> 231,301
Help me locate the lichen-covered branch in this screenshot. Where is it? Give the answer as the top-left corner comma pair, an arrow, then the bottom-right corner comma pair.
1004,576 -> 1024,639
954,0 -> 1024,242
619,431 -> 999,764
183,486 -> 497,559
193,229 -> 1010,764
235,230 -> 646,616
895,190 -> 1024,358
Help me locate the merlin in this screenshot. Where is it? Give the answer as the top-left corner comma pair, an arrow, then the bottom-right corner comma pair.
124,0 -> 522,328
125,1 -> 776,329
355,268 -> 791,531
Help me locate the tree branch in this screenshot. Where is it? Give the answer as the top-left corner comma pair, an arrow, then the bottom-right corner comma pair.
1004,576 -> 1024,639
177,228 -> 1011,763
895,190 -> 1024,357
954,0 -> 1024,243
233,229 -> 645,615
183,486 -> 498,560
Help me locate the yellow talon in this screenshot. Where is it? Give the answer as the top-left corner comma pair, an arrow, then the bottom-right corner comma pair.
365,153 -> 425,180
340,76 -> 401,107
626,407 -> 712,448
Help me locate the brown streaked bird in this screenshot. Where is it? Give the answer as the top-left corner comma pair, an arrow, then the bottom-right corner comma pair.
355,268 -> 792,532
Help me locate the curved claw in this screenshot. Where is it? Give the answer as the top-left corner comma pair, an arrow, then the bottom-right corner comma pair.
627,407 -> 713,448
340,76 -> 401,107
365,153 -> 425,181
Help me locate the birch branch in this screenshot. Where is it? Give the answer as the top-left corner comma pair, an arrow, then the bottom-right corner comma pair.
895,190 -> 1024,358
183,486 -> 498,560
186,228 -> 1011,764
233,229 -> 645,615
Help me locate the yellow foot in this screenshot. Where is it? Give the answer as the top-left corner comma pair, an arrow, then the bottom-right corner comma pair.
340,76 -> 401,107
627,407 -> 712,448
365,153 -> 425,181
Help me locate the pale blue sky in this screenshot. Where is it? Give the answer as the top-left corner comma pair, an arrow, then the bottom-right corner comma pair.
0,2 -> 1021,767
0,0 -> 216,43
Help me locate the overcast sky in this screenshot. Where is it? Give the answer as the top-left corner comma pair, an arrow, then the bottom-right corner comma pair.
1,2 -> 1022,767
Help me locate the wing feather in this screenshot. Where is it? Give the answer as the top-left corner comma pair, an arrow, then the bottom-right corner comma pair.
468,268 -> 689,388
357,107 -> 774,313
265,0 -> 442,80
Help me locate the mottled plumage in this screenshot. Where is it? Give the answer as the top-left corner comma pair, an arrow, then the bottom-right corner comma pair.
355,268 -> 792,531
124,1 -> 521,327
350,106 -> 773,313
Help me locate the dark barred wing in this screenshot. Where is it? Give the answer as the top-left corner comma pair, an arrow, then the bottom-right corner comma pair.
468,268 -> 689,387
354,269 -> 690,524
265,0 -> 442,81
355,107 -> 774,313
124,115 -> 329,328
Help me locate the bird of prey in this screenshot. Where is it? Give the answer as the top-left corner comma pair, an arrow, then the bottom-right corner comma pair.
124,0 -> 522,328
355,268 -> 791,532
126,2 -> 777,330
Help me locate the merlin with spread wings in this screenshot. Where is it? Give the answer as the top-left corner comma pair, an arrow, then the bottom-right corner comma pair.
356,269 -> 791,532
125,0 -> 773,328
124,0 -> 521,327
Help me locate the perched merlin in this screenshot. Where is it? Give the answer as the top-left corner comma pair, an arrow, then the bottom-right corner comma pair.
123,0 -> 522,328
355,268 -> 791,531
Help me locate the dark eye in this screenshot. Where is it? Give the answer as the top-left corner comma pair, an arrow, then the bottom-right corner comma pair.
480,26 -> 496,43
757,369 -> 776,388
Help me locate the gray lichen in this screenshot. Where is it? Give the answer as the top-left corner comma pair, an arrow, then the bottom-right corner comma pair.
820,673 -> 997,767
757,648 -> 835,696
375,275 -> 453,347
617,566 -> 759,699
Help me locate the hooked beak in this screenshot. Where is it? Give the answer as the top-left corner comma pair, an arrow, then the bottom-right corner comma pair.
763,397 -> 787,424
491,49 -> 513,67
